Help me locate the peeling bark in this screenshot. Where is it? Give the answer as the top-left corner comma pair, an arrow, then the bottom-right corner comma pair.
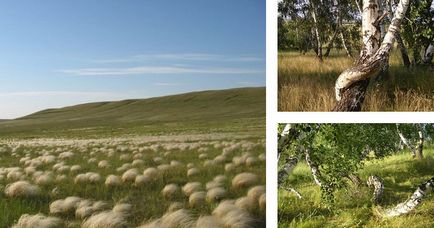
367,175 -> 384,204
385,0 -> 410,67
280,186 -> 303,199
333,0 -> 410,111
396,124 -> 425,159
278,157 -> 299,185
384,177 -> 434,218
278,157 -> 302,199
415,126 -> 424,160
304,149 -> 322,186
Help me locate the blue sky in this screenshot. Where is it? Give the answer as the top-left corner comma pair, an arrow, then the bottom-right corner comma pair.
0,0 -> 265,119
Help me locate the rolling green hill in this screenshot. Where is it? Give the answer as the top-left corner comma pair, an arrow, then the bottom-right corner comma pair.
0,87 -> 265,138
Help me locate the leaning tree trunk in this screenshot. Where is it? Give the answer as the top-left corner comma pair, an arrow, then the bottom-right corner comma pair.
367,175 -> 384,205
386,0 -> 410,67
396,124 -> 417,158
304,149 -> 322,186
278,157 -> 302,199
340,31 -> 353,58
415,124 -> 424,160
384,177 -> 434,218
332,0 -> 410,111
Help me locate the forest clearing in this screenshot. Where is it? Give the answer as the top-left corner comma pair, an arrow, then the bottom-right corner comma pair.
278,124 -> 434,227
278,0 -> 433,111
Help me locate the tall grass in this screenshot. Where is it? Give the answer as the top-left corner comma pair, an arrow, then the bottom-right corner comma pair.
278,51 -> 434,111
278,148 -> 434,227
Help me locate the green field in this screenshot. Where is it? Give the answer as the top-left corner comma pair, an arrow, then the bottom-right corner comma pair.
0,87 -> 265,138
278,148 -> 434,227
0,87 -> 266,227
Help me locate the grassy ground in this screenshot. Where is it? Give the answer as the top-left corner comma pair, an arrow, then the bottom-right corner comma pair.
0,87 -> 265,227
278,148 -> 434,228
0,87 -> 265,139
278,51 -> 434,111
0,135 -> 265,227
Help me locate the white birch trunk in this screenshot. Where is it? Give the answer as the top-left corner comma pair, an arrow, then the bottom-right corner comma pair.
423,41 -> 434,63
415,125 -> 424,159
396,124 -> 417,158
360,0 -> 381,59
384,177 -> 434,217
333,0 -> 410,110
310,1 -> 323,61
367,175 -> 384,204
304,149 -> 322,186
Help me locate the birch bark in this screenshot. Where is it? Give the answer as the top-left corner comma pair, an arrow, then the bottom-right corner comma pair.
333,0 -> 411,111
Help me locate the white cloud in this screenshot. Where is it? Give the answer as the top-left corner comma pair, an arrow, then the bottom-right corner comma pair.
91,53 -> 263,63
58,66 -> 263,76
154,82 -> 188,86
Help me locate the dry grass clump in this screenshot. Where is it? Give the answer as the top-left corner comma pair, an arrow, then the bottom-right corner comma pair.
247,185 -> 265,202
49,196 -> 82,215
134,175 -> 151,186
139,209 -> 195,228
187,168 -> 200,177
235,196 -> 257,212
105,175 -> 122,187
195,215 -> 223,228
182,182 -> 203,196
12,213 -> 64,228
74,172 -> 101,184
259,193 -> 266,212
206,187 -> 227,202
189,191 -> 206,207
121,168 -> 139,182
212,200 -> 255,228
112,203 -> 132,215
5,181 -> 41,198
143,167 -> 159,180
232,172 -> 259,189
162,184 -> 180,199
82,211 -> 128,228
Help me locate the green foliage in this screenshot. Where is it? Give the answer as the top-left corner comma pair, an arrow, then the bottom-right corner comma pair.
401,0 -> 434,63
279,124 -> 402,201
279,148 -> 434,227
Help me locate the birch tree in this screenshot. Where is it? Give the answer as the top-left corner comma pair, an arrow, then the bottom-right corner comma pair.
333,0 -> 411,111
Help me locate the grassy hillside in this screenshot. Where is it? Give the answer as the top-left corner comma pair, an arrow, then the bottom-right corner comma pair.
0,87 -> 265,138
279,148 -> 434,227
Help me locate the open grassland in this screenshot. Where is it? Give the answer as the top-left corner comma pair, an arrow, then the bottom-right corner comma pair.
278,51 -> 434,111
0,87 -> 265,138
0,87 -> 265,227
278,148 -> 434,227
0,134 -> 266,227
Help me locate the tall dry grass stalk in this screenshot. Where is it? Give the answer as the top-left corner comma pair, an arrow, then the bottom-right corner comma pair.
278,51 -> 434,111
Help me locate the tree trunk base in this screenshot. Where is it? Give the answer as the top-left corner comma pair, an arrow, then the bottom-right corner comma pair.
332,79 -> 370,111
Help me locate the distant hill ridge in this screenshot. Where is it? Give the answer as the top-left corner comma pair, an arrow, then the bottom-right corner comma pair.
0,87 -> 265,137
